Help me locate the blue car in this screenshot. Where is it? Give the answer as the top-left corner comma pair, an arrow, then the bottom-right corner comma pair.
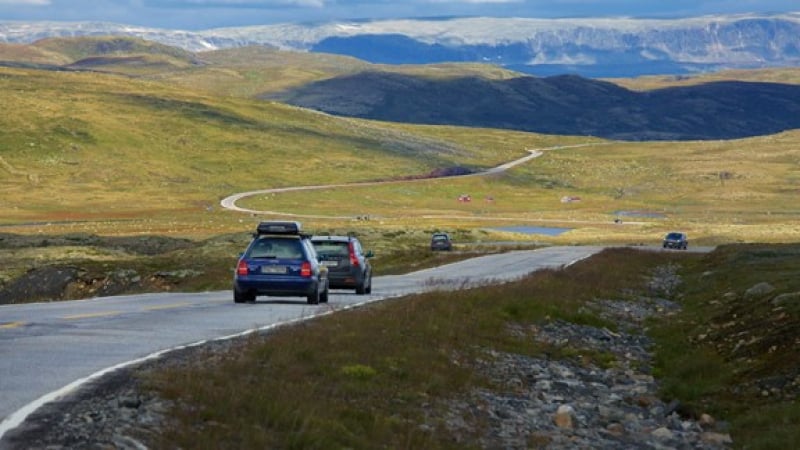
233,221 -> 329,304
662,231 -> 688,250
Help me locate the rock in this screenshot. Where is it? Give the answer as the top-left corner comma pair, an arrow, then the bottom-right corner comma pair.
699,413 -> 716,429
701,432 -> 734,445
606,422 -> 625,436
651,427 -> 674,439
744,282 -> 775,300
771,292 -> 800,306
0,266 -> 81,304
553,404 -> 575,428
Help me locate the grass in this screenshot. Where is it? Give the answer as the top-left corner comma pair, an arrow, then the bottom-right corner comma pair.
3,59 -> 800,247
609,67 -> 800,91
142,247 -> 691,449
3,61 -> 800,304
650,243 -> 800,449
0,226 -> 511,303
2,40 -> 800,448
123,244 -> 799,449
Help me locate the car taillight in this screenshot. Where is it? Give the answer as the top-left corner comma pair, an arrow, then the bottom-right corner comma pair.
348,242 -> 359,267
236,260 -> 249,276
300,261 -> 312,277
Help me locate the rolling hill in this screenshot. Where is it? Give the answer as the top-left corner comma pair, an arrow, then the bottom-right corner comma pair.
2,35 -> 800,247
4,36 -> 800,142
266,71 -> 800,141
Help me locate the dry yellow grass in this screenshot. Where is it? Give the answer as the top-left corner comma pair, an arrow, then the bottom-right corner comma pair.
2,60 -> 800,246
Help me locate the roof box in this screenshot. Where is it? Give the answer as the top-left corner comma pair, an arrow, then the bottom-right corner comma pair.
256,221 -> 302,235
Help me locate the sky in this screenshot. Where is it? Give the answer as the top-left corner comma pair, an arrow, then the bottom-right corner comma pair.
0,0 -> 798,30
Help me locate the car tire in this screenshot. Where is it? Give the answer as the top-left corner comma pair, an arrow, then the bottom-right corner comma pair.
307,288 -> 320,305
234,289 -> 249,304
356,279 -> 367,295
320,287 -> 329,303
365,276 -> 372,294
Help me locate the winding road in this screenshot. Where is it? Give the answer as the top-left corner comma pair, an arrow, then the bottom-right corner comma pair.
219,144 -> 600,217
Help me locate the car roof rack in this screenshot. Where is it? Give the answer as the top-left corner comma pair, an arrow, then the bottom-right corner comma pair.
256,221 -> 302,235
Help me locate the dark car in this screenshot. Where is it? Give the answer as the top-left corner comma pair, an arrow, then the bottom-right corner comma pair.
233,221 -> 329,304
662,231 -> 688,250
430,232 -> 453,251
311,234 -> 373,295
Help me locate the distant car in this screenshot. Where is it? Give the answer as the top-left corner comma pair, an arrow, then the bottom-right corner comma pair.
662,232 -> 688,250
430,232 -> 453,251
233,221 -> 329,304
311,234 -> 373,295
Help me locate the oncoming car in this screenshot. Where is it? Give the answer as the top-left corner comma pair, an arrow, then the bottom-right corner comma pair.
430,232 -> 453,251
310,234 -> 373,295
662,231 -> 688,250
233,221 -> 329,304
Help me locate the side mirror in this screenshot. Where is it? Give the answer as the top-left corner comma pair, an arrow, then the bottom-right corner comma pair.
365,250 -> 374,258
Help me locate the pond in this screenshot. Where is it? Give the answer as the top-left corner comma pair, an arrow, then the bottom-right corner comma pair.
613,210 -> 667,219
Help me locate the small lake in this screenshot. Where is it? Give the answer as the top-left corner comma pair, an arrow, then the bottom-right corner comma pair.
613,210 -> 667,219
490,225 -> 572,236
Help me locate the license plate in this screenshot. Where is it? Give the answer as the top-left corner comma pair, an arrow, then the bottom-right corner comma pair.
261,265 -> 287,274
321,260 -> 339,267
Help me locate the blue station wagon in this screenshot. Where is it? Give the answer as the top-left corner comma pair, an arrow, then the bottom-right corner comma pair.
233,221 -> 329,304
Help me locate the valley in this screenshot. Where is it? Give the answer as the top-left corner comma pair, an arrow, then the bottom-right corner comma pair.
1,33 -> 799,449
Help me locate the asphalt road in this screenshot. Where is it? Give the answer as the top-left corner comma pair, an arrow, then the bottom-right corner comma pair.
218,143 -> 604,217
0,245 -> 603,441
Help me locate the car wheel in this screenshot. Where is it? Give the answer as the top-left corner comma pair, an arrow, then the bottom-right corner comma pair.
365,276 -> 372,294
234,289 -> 249,304
307,288 -> 320,305
320,287 -> 329,303
356,279 -> 367,295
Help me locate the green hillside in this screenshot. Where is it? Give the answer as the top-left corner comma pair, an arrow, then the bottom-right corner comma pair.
1,36 -> 524,97
1,37 -> 799,246
0,64 -> 588,235
2,36 -> 800,450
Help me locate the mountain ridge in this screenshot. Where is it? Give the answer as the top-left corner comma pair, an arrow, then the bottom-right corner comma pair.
2,13 -> 800,77
266,71 -> 800,141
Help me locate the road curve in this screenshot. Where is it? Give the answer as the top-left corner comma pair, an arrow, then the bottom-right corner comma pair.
219,144 -> 601,217
0,245 -> 603,442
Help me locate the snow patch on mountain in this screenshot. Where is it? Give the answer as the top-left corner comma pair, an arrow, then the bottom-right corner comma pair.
2,13 -> 799,77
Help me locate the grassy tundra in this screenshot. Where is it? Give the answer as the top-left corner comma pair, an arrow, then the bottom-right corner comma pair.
1,39 -> 800,448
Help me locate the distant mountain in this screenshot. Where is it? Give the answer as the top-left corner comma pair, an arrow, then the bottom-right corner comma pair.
2,13 -> 800,77
265,71 -> 800,141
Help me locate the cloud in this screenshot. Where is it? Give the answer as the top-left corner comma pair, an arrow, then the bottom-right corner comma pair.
427,0 -> 522,3
150,0 -> 327,7
0,0 -> 50,4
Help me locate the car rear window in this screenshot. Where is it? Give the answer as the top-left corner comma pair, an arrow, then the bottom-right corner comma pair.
312,241 -> 350,257
249,237 -> 304,259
